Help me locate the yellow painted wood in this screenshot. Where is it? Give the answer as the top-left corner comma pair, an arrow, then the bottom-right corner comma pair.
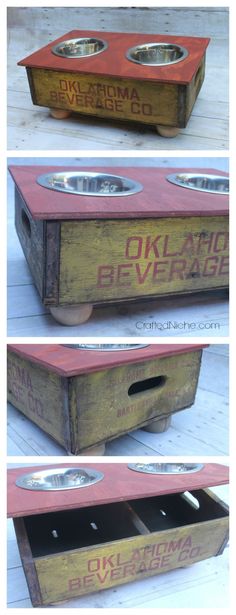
69,351 -> 202,452
7,351 -> 70,448
30,68 -> 179,125
34,516 -> 228,604
185,56 -> 205,122
59,216 -> 229,304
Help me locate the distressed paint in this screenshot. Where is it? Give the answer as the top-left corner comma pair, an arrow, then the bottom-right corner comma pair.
69,351 -> 202,453
59,216 -> 229,304
7,351 -> 71,450
29,67 -> 180,126
34,517 -> 228,604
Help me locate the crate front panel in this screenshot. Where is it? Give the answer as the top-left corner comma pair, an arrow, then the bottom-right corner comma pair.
34,517 -> 227,604
7,352 -> 70,449
70,351 -> 202,452
58,216 -> 228,305
29,68 -> 180,126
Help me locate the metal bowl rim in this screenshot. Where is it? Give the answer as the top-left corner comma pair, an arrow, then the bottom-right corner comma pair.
126,42 -> 188,66
51,37 -> 108,58
62,343 -> 150,351
166,173 -> 229,195
15,467 -> 104,491
128,463 -> 204,475
36,171 -> 143,197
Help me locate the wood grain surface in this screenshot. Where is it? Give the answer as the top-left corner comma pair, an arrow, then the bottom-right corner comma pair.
7,343 -> 207,376
9,166 -> 229,219
7,463 -> 229,518
18,30 -> 209,85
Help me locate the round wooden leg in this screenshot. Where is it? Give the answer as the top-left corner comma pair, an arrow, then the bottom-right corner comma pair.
49,108 -> 72,119
143,415 -> 171,433
80,443 -> 106,456
156,125 -> 180,138
50,304 -> 93,326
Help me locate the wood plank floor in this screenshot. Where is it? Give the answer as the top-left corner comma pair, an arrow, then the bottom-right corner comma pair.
7,345 -> 229,457
7,7 -> 229,150
7,482 -> 229,608
7,157 -> 229,338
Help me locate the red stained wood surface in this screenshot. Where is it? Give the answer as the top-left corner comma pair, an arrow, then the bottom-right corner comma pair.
8,343 -> 208,377
8,166 -> 229,220
18,30 -> 209,85
7,463 -> 228,518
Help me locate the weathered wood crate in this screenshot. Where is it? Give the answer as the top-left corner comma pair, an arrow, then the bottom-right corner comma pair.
7,343 -> 207,455
17,30 -> 210,137
7,462 -> 229,607
8,165 -> 229,325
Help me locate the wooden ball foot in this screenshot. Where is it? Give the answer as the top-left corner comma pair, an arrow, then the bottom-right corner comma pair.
156,125 -> 180,138
80,443 -> 106,456
50,108 -> 72,119
143,415 -> 171,433
50,304 -> 93,325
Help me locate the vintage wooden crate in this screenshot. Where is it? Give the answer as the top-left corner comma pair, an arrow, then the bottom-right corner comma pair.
17,30 -> 210,137
7,462 -> 229,607
8,165 -> 229,325
7,343 -> 207,455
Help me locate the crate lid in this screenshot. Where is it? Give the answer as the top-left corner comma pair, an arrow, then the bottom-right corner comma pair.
18,30 -> 210,85
8,343 -> 207,377
8,166 -> 229,220
7,463 -> 228,518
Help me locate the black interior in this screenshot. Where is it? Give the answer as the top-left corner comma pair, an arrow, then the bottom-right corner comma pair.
128,375 -> 167,396
24,491 -> 228,558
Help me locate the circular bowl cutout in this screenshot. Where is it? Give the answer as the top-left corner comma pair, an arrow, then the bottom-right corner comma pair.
126,42 -> 188,66
128,463 -> 204,475
15,467 -> 104,491
62,344 -> 149,351
52,37 -> 108,58
166,173 -> 229,195
37,172 -> 143,197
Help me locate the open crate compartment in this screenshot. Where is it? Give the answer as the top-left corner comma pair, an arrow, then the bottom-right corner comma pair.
21,490 -> 228,559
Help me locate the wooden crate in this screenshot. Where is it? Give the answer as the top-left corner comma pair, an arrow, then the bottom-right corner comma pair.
18,30 -> 209,137
7,343 -> 207,455
7,463 -> 229,607
8,165 -> 229,326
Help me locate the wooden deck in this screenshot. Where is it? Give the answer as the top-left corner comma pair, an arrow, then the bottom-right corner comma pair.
7,480 -> 229,608
7,345 -> 229,457
7,157 -> 229,338
7,7 -> 228,150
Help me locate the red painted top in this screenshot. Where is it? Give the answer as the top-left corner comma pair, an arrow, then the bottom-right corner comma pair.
7,463 -> 228,518
8,166 -> 229,220
18,30 -> 210,85
8,343 -> 207,377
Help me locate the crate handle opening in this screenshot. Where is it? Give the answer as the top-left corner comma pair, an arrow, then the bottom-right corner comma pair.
128,375 -> 167,396
181,491 -> 200,510
21,209 -> 31,238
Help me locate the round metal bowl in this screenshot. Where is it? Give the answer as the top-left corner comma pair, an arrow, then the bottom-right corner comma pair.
52,37 -> 108,58
128,463 -> 204,475
126,42 -> 188,66
15,467 -> 104,491
166,173 -> 229,195
62,344 -> 149,351
37,172 -> 143,197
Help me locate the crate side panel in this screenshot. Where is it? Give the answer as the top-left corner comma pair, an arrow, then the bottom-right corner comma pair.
72,351 -> 202,452
59,217 -> 229,304
7,351 -> 70,450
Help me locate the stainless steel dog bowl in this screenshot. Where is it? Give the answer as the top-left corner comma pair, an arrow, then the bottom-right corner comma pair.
126,42 -> 188,66
37,172 -> 143,196
52,37 -> 108,58
15,467 -> 104,491
62,344 -> 149,351
166,173 -> 229,195
128,463 -> 204,475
